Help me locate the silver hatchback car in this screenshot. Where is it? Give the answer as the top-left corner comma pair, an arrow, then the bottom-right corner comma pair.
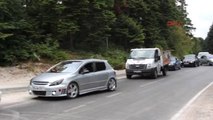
29,59 -> 117,98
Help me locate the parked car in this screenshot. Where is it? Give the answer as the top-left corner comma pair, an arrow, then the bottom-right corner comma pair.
29,59 -> 117,98
125,48 -> 170,79
182,54 -> 200,67
168,56 -> 181,70
197,52 -> 210,59
199,54 -> 213,66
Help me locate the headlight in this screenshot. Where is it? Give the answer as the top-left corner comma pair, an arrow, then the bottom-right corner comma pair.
125,63 -> 130,69
30,79 -> 33,85
147,64 -> 152,68
49,79 -> 64,86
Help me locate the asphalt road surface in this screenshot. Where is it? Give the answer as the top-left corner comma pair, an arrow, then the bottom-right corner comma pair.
0,66 -> 212,120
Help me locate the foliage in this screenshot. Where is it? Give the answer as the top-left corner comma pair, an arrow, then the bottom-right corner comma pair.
204,23 -> 213,54
0,0 -> 202,67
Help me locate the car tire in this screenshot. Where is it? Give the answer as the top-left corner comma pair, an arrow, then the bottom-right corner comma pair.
126,75 -> 132,79
67,82 -> 79,99
194,63 -> 197,67
107,78 -> 117,91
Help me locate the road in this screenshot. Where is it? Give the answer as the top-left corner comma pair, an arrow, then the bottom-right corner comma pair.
0,66 -> 212,120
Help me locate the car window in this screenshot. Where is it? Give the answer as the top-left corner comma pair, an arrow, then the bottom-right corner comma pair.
79,62 -> 94,74
95,62 -> 106,71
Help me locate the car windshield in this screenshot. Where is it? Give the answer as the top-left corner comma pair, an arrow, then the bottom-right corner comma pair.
129,50 -> 155,59
170,57 -> 176,61
48,61 -> 82,73
184,55 -> 195,60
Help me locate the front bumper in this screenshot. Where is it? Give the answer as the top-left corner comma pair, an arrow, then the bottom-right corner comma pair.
126,68 -> 156,76
28,84 -> 67,97
182,62 -> 195,66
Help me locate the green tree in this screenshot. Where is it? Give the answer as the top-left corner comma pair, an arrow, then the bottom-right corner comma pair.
205,23 -> 213,53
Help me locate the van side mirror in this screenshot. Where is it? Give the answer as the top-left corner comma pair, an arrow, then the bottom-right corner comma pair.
155,56 -> 160,62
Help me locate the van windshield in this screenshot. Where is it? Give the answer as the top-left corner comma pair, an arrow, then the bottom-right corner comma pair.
129,50 -> 155,59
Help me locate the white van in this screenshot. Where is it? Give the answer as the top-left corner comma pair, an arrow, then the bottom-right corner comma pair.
125,48 -> 170,79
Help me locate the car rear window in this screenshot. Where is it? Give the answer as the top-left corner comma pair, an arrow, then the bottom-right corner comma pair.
95,62 -> 106,71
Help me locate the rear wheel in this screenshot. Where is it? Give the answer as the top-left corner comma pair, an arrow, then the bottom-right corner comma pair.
67,82 -> 79,99
107,78 -> 117,91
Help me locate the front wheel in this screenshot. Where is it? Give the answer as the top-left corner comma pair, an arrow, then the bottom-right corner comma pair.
107,78 -> 117,91
67,82 -> 79,99
152,69 -> 158,79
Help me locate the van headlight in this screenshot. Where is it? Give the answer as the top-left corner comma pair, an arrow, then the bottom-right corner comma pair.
125,63 -> 130,69
49,79 -> 64,86
147,64 -> 153,69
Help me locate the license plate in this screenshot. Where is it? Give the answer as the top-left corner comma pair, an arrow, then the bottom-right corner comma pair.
134,70 -> 142,73
184,63 -> 189,65
33,86 -> 45,91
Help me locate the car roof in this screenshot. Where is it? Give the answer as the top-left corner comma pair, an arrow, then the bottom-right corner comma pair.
63,59 -> 107,63
131,48 -> 159,51
184,54 -> 195,56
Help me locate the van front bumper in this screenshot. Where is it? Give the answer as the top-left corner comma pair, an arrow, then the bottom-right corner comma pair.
126,68 -> 156,76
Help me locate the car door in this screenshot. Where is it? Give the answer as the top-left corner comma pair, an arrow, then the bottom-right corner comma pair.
94,62 -> 108,87
76,62 -> 96,91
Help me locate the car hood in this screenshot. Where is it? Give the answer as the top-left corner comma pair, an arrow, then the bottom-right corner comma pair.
127,59 -> 154,64
183,59 -> 195,62
32,72 -> 73,82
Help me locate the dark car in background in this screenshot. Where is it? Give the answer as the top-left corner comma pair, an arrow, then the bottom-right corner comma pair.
182,54 -> 199,67
168,56 -> 181,70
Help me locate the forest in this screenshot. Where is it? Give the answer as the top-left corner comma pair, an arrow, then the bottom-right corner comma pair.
0,0 -> 207,68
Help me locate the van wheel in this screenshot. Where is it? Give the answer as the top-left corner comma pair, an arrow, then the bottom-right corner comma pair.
126,75 -> 132,79
152,70 -> 158,79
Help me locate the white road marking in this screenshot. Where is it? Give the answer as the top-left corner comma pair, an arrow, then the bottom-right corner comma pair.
140,81 -> 160,88
170,81 -> 213,120
86,100 -> 96,104
106,92 -> 122,98
63,104 -> 86,113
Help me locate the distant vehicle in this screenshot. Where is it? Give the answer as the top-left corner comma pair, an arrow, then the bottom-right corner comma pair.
29,59 -> 117,98
168,56 -> 181,70
197,52 -> 210,59
125,48 -> 170,79
199,54 -> 213,66
182,54 -> 199,67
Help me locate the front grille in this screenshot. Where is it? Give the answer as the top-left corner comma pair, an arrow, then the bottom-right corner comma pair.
33,91 -> 46,96
32,81 -> 49,85
129,64 -> 147,70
